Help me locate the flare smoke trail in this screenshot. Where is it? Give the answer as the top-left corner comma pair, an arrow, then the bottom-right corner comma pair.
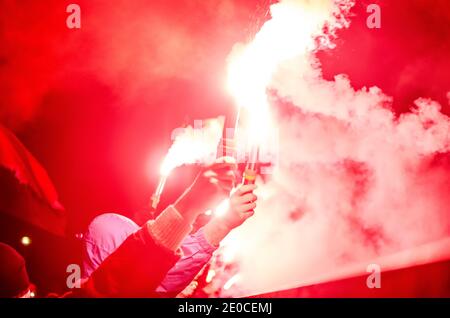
220,0 -> 450,296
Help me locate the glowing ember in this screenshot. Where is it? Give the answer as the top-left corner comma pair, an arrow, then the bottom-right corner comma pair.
214,199 -> 230,217
206,269 -> 216,283
223,274 -> 240,291
21,236 -> 31,246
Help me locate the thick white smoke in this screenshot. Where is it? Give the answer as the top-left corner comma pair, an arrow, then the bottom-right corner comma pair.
217,0 -> 450,296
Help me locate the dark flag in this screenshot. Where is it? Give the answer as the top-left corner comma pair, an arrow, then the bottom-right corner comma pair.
0,124 -> 65,236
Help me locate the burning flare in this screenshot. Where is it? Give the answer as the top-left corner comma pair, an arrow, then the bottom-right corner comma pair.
151,117 -> 224,208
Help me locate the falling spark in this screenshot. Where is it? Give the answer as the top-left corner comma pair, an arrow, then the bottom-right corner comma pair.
223,274 -> 240,291
206,269 -> 216,283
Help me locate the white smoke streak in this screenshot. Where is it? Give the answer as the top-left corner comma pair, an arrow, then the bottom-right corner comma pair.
218,0 -> 450,296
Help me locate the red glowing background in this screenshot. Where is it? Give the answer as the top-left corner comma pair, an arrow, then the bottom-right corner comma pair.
0,0 -> 449,295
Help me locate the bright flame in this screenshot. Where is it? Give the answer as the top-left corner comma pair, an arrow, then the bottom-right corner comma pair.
227,2 -> 329,97
226,1 -> 336,146
159,117 -> 224,176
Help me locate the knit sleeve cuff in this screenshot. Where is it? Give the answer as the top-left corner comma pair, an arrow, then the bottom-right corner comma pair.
147,205 -> 193,252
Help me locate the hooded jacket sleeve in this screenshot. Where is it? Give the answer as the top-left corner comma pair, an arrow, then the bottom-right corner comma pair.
73,224 -> 181,297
